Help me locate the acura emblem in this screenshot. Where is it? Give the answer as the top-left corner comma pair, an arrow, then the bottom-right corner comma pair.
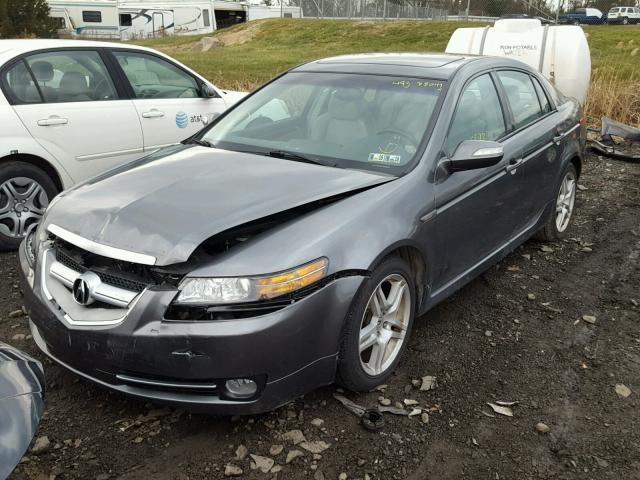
72,272 -> 101,306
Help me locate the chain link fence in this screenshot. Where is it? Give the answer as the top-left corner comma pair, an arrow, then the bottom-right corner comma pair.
284,0 -> 567,22
290,0 -> 449,20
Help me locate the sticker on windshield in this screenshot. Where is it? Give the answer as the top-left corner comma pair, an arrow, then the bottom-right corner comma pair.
368,153 -> 402,164
391,79 -> 443,91
176,112 -> 189,129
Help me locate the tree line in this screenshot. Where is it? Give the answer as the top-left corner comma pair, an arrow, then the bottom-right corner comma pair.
0,0 -> 57,37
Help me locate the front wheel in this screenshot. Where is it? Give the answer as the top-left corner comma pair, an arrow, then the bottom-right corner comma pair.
622,17 -> 629,25
535,163 -> 577,242
0,161 -> 57,251
337,256 -> 416,391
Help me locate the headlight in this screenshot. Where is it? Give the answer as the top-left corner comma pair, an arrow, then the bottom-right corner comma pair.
175,257 -> 328,305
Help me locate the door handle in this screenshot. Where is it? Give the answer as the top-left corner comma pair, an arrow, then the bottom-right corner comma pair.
141,109 -> 165,118
505,158 -> 523,173
553,125 -> 568,145
37,117 -> 68,126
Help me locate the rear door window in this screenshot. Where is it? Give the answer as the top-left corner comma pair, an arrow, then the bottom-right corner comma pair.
24,50 -> 118,103
496,71 -> 544,130
1,61 -> 42,103
531,76 -> 551,114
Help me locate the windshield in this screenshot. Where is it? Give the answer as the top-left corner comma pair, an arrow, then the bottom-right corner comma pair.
202,72 -> 444,174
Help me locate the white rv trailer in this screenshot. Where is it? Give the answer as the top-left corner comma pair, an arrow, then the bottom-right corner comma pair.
47,0 -> 302,39
246,5 -> 302,20
47,0 -> 220,39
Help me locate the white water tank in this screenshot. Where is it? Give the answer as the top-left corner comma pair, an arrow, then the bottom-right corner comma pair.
445,18 -> 591,104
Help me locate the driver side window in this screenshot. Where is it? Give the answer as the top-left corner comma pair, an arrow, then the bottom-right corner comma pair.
24,50 -> 118,103
446,74 -> 506,156
113,51 -> 200,99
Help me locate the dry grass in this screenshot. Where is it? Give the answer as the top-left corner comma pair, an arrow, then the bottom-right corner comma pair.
586,69 -> 640,127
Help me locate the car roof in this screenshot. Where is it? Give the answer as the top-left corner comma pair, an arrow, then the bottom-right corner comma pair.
0,39 -> 154,65
291,53 -> 532,80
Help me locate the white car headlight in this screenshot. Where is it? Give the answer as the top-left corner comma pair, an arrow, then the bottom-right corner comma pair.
175,258 -> 328,305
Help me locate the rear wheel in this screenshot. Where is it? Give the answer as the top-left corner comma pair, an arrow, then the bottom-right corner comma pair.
337,256 -> 416,391
535,163 -> 577,242
622,17 -> 629,24
0,162 -> 57,251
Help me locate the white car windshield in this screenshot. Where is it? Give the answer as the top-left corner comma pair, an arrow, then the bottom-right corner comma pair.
202,72 -> 445,174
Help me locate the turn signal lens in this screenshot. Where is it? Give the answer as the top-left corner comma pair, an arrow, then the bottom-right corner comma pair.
175,258 -> 329,305
255,258 -> 328,299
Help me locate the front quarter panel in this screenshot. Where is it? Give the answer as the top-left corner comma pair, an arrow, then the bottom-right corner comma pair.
221,90 -> 247,106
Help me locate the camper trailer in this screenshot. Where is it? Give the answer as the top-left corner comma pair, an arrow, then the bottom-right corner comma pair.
48,0 -> 219,39
47,0 -> 301,38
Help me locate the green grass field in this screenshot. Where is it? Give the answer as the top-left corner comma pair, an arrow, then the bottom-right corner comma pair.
134,19 -> 640,125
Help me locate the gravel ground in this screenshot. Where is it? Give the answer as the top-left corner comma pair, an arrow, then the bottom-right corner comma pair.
3,150 -> 639,480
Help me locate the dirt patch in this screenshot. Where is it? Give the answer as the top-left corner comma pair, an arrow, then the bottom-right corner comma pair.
4,150 -> 640,480
216,21 -> 263,47
161,22 -> 263,54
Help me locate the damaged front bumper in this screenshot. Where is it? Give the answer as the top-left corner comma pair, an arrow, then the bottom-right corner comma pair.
18,241 -> 364,414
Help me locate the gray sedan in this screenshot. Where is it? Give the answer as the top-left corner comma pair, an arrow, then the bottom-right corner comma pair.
19,53 -> 585,414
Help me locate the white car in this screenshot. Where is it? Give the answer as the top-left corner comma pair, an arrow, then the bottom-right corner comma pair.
0,39 -> 245,249
608,6 -> 640,24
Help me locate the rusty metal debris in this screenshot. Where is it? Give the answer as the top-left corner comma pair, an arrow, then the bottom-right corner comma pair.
588,117 -> 640,163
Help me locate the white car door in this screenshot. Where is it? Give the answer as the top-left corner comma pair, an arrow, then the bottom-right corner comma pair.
6,49 -> 143,183
110,50 -> 228,151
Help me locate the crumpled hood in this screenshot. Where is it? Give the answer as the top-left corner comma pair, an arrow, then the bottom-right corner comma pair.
43,146 -> 391,266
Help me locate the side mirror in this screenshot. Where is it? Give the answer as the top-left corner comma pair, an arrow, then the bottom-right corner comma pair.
200,83 -> 219,98
448,140 -> 504,172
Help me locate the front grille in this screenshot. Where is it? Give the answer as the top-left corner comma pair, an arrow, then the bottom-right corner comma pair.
51,237 -> 183,293
56,248 -> 149,292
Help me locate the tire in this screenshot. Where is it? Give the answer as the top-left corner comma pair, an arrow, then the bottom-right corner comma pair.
622,17 -> 629,24
0,161 -> 58,251
337,256 -> 416,391
535,163 -> 578,242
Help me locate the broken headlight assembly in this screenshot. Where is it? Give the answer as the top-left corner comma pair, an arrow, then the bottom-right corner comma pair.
174,257 -> 329,305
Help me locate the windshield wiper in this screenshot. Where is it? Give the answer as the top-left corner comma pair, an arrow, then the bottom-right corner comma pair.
267,150 -> 327,166
184,138 -> 215,148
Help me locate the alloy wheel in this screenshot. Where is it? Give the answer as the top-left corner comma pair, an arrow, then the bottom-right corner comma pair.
555,170 -> 576,233
358,273 -> 411,376
0,177 -> 48,238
